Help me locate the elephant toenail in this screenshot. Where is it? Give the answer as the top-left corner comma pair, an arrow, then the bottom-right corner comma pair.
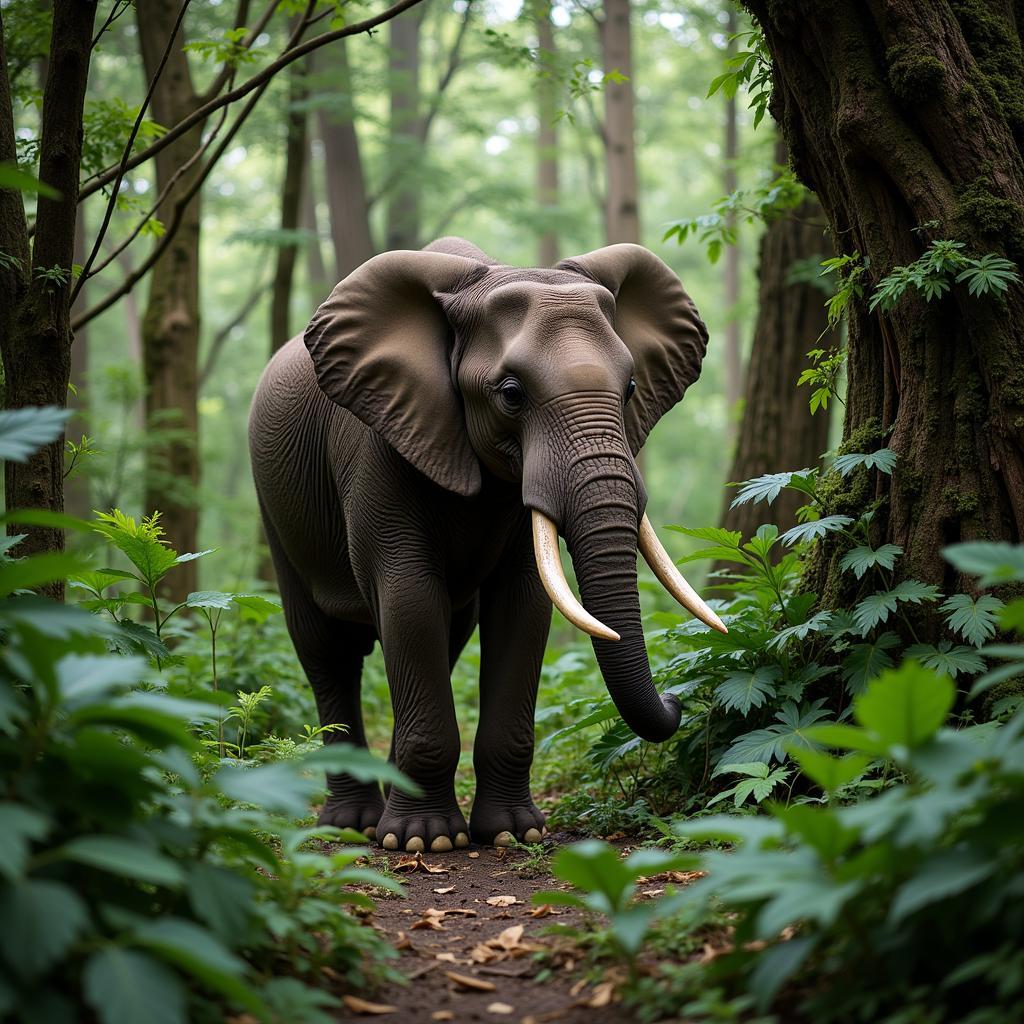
431,836 -> 453,853
524,828 -> 542,843
493,831 -> 514,847
455,832 -> 469,848
405,836 -> 425,853
363,826 -> 377,840
382,833 -> 399,850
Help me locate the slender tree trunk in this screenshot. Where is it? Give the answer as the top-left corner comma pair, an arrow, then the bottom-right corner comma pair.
745,0 -> 1024,617
302,131 -> 329,290
316,43 -> 375,279
270,57 -> 308,351
386,7 -> 422,250
722,5 -> 743,423
0,2 -> 98,589
535,0 -> 559,266
600,0 -> 639,244
721,145 -> 832,538
136,1 -> 203,596
67,208 -> 91,519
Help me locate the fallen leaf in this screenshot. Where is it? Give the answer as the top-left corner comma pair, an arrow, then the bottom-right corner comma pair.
394,852 -> 448,874
569,979 -> 587,998
495,925 -> 524,949
341,995 -> 397,1015
641,889 -> 664,898
487,1002 -> 514,1015
442,908 -> 477,917
586,982 -> 615,1008
445,970 -> 496,992
529,904 -> 563,918
431,1014 -> 454,1022
603,831 -> 626,841
486,895 -> 518,907
468,851 -> 480,859
394,932 -> 414,951
434,886 -> 455,894
411,917 -> 445,931
435,952 -> 459,962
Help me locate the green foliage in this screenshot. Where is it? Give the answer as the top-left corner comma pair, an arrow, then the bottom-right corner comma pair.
0,161 -> 59,198
706,29 -> 772,129
706,762 -> 791,809
796,345 -> 846,415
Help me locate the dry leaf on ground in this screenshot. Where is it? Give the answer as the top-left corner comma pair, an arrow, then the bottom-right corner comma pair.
433,886 -> 455,894
445,970 -> 497,992
394,852 -> 448,874
485,895 -> 518,907
341,995 -> 397,1015
486,1002 -> 515,1015
430,1013 -> 454,1022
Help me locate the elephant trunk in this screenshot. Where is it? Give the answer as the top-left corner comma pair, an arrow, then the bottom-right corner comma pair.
560,452 -> 681,744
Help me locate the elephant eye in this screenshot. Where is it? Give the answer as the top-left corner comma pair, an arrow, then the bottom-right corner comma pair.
625,378 -> 637,404
497,378 -> 526,411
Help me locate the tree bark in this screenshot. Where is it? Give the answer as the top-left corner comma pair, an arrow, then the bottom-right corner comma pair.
535,0 -> 559,266
722,4 -> 743,423
270,55 -> 308,352
386,7 -> 422,250
67,207 -> 91,519
316,43 -> 375,280
744,0 -> 1024,614
302,129 -> 329,290
0,1 -> 98,590
721,160 -> 832,538
600,0 -> 639,244
136,0 -> 203,598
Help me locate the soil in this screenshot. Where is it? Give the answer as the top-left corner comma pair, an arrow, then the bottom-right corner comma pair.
333,832 -> 629,1024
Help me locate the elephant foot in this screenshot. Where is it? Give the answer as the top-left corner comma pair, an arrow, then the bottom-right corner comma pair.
469,794 -> 547,847
376,791 -> 469,854
317,782 -> 385,839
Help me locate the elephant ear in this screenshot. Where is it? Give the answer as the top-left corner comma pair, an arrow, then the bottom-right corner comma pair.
304,250 -> 487,496
558,244 -> 709,454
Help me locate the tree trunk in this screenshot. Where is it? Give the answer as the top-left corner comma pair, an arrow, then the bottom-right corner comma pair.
721,154 -> 832,538
316,42 -> 375,280
535,0 -> 559,266
67,206 -> 91,519
270,56 -> 308,352
386,8 -> 422,250
302,131 -> 329,291
722,5 -> 743,424
137,0 -> 203,597
744,1 -> 1024,616
0,2 -> 98,591
600,0 -> 639,244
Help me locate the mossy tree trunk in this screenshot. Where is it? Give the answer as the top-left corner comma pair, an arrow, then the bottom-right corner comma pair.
745,0 -> 1024,615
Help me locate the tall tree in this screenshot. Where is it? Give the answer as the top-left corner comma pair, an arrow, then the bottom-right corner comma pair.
386,6 -> 422,250
744,1 -> 1024,611
0,1 -> 97,583
600,0 -> 639,243
722,5 -> 743,421
721,142 -> 832,539
535,0 -> 559,266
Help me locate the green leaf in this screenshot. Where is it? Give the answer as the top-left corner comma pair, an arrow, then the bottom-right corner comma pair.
832,448 -> 897,476
854,662 -> 954,748
3,508 -> 93,532
186,590 -> 234,610
779,515 -> 853,546
840,544 -> 903,579
56,653 -> 148,703
0,162 -> 61,198
59,836 -> 185,888
767,611 -> 834,650
92,511 -> 179,587
0,804 -> 51,881
175,549 -> 215,564
787,747 -> 870,791
905,641 -> 985,678
0,551 -> 89,597
852,581 -> 940,635
0,407 -> 72,462
84,948 -> 186,1024
773,804 -> 859,860
748,936 -> 816,1011
720,701 -> 832,766
186,862 -> 255,941
943,541 -> 1024,586
940,593 -> 1005,646
889,849 -> 995,923
665,525 -> 742,548
730,470 -> 815,509
0,879 -> 89,980
841,632 -> 899,695
714,666 -> 780,715
231,593 -> 283,623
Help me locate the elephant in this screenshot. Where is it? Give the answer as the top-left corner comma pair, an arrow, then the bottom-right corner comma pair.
248,236 -> 725,853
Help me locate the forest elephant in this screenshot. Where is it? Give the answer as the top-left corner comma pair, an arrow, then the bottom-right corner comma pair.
249,237 -> 724,853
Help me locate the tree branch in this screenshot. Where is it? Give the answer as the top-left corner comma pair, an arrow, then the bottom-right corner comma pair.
71,0 -> 193,305
416,0 -> 474,145
200,271 -> 270,387
78,0 -> 428,205
197,0 -> 280,106
91,0 -> 133,49
0,10 -> 30,310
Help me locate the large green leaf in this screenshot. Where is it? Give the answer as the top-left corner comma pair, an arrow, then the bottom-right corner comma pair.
905,641 -> 985,679
840,543 -> 903,580
0,552 -> 90,597
730,470 -> 817,508
720,701 -> 832,765
940,593 -> 1004,647
83,948 -> 186,1024
832,448 -> 896,476
186,863 -> 255,941
779,515 -> 853,547
854,662 -> 954,748
889,848 -> 995,923
715,666 -> 779,714
0,407 -> 70,462
0,162 -> 61,198
841,632 -> 899,695
59,836 -> 185,888
0,804 -> 51,881
788,747 -> 871,792
56,653 -> 148,703
0,879 -> 89,980
943,541 -> 1024,586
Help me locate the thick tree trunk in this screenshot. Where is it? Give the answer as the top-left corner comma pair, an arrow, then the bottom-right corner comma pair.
600,0 -> 639,244
270,57 -> 308,351
316,43 -> 375,280
0,2 -> 97,590
386,8 -> 422,250
137,0 -> 203,597
721,179 -> 832,538
722,5 -> 743,422
745,1 -> 1024,615
535,0 -> 559,266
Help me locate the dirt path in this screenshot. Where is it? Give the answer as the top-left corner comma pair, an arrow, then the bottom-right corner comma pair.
335,833 -> 625,1024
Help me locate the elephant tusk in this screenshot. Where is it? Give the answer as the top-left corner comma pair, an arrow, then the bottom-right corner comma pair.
531,510 -> 620,642
638,515 -> 728,634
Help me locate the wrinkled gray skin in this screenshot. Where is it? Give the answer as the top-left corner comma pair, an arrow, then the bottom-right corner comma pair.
249,237 -> 708,851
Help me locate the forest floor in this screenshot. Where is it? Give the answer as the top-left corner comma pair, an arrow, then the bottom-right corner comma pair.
333,834 -> 641,1024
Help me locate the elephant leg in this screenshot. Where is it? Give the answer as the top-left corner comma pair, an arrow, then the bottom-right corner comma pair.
272,537 -> 383,836
374,578 -> 469,854
469,529 -> 552,846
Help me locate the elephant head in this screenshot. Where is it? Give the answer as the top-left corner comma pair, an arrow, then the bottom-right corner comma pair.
303,237 -> 725,743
